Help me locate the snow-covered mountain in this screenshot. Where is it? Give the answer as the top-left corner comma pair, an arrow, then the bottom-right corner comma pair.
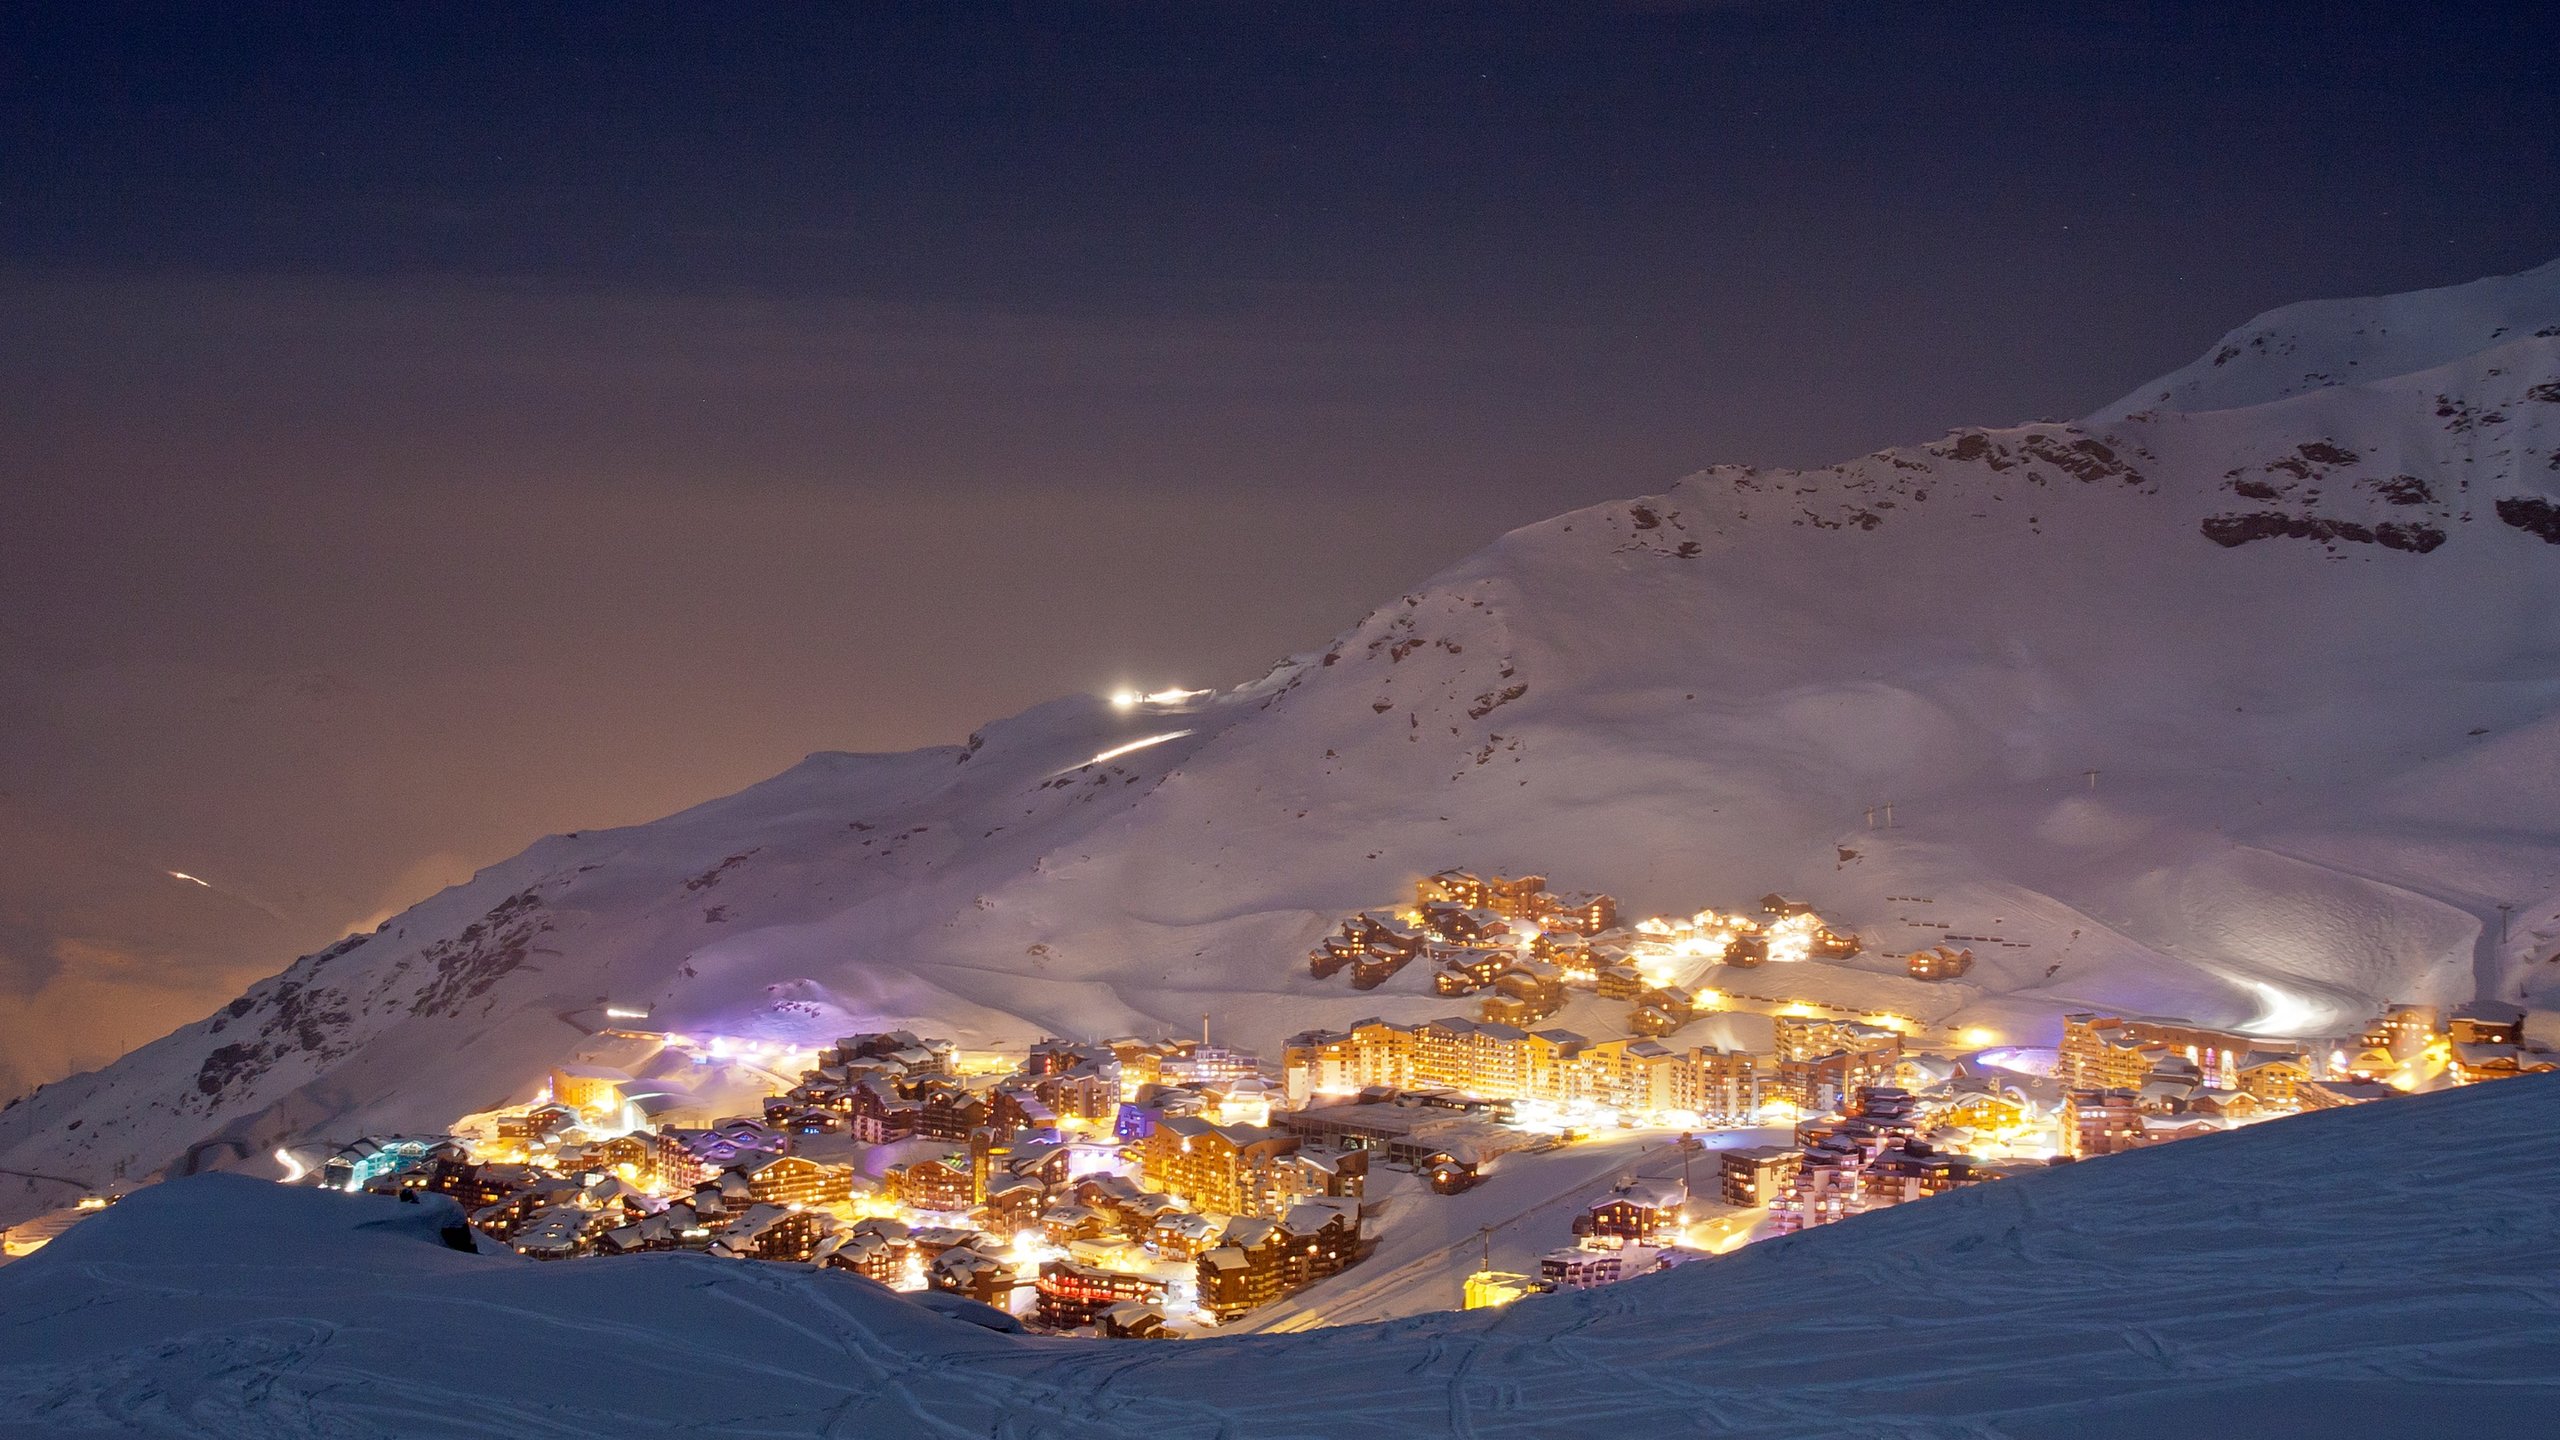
11,258 -> 2560,1219
6,1068 -> 2554,1436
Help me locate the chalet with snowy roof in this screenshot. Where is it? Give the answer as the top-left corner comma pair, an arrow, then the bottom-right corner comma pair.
1597,959 -> 1651,994
575,1133 -> 652,1175
1024,1037 -> 1105,1077
2363,1004 -> 2442,1064
1311,910 -> 1431,985
1038,1204 -> 1109,1246
1097,1300 -> 1170,1339
1579,1178 -> 1687,1244
1861,1140 -> 1993,1206
422,1157 -> 541,1211
2235,1052 -> 2312,1106
999,1134 -> 1074,1188
1417,904 -> 1513,947
1542,890 -> 1619,936
1026,1062 -> 1121,1124
1113,1084 -> 1208,1141
1272,1197 -> 1364,1288
1435,947 -> 1514,996
1626,986 -> 1694,1037
1532,934 -> 1602,981
1921,1077 -> 2033,1134
814,1223 -> 912,1284
510,1206 -> 590,1260
2185,1088 -> 2264,1120
822,1031 -> 957,1076
1418,869 -> 1538,916
468,1177 -> 586,1241
601,1200 -> 711,1254
1481,964 -> 1567,1023
731,1152 -> 854,1208
885,1152 -> 974,1212
979,1174 -> 1047,1234
1196,1221 -> 1289,1320
710,1204 -> 829,1263
912,1082 -> 996,1141
2299,1076 -> 2401,1110
649,1119 -> 789,1190
838,1079 -> 922,1144
1904,945 -> 1974,981
2450,1041 -> 2559,1085
2449,1002 -> 2528,1047
998,1090 -> 1062,1137
2142,1115 -> 2230,1144
2136,1057 -> 2204,1115
1149,1211 -> 1224,1261
1033,1257 -> 1168,1330
497,1104 -> 581,1143
928,1243 -> 1015,1305
1066,1171 -> 1137,1206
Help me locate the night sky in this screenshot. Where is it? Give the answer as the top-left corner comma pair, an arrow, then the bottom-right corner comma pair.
3,1 -> 2556,1094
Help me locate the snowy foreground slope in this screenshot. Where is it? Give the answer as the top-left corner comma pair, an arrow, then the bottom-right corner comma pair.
11,259 -> 2560,1215
5,1075 -> 2554,1439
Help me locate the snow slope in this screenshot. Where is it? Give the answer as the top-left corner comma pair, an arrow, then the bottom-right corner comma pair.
11,258 -> 2560,1218
4,1072 -> 2553,1438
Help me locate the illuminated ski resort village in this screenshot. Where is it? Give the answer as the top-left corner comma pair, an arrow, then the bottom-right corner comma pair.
17,866 -> 2539,1345
12,5 -> 2560,1435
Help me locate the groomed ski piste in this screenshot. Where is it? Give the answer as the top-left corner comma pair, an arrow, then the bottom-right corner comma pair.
3,1072 -> 2552,1438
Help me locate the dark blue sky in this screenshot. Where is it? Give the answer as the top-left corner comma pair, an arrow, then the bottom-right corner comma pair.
1,1 -> 2555,1091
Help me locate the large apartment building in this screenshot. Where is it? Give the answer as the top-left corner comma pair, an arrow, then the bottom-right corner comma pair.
2060,1013 -> 2304,1095
1280,1018 -> 1760,1119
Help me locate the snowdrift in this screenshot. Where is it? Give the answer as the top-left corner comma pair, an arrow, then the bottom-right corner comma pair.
4,1075 -> 2554,1438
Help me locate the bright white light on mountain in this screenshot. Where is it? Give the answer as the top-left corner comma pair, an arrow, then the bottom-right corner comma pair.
603,1007 -> 649,1020
1109,686 -> 1212,709
2238,978 -> 2325,1037
274,1148 -> 307,1182
1082,730 -> 1193,767
168,871 -> 212,888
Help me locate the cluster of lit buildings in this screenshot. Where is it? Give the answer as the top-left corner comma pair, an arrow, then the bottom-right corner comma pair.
2057,1001 -> 2552,1135
269,1025 -> 1409,1338
231,864 -> 2558,1333
1305,871 -> 1863,1039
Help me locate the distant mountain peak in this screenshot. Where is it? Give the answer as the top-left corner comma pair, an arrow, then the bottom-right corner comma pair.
2091,255 -> 2560,423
